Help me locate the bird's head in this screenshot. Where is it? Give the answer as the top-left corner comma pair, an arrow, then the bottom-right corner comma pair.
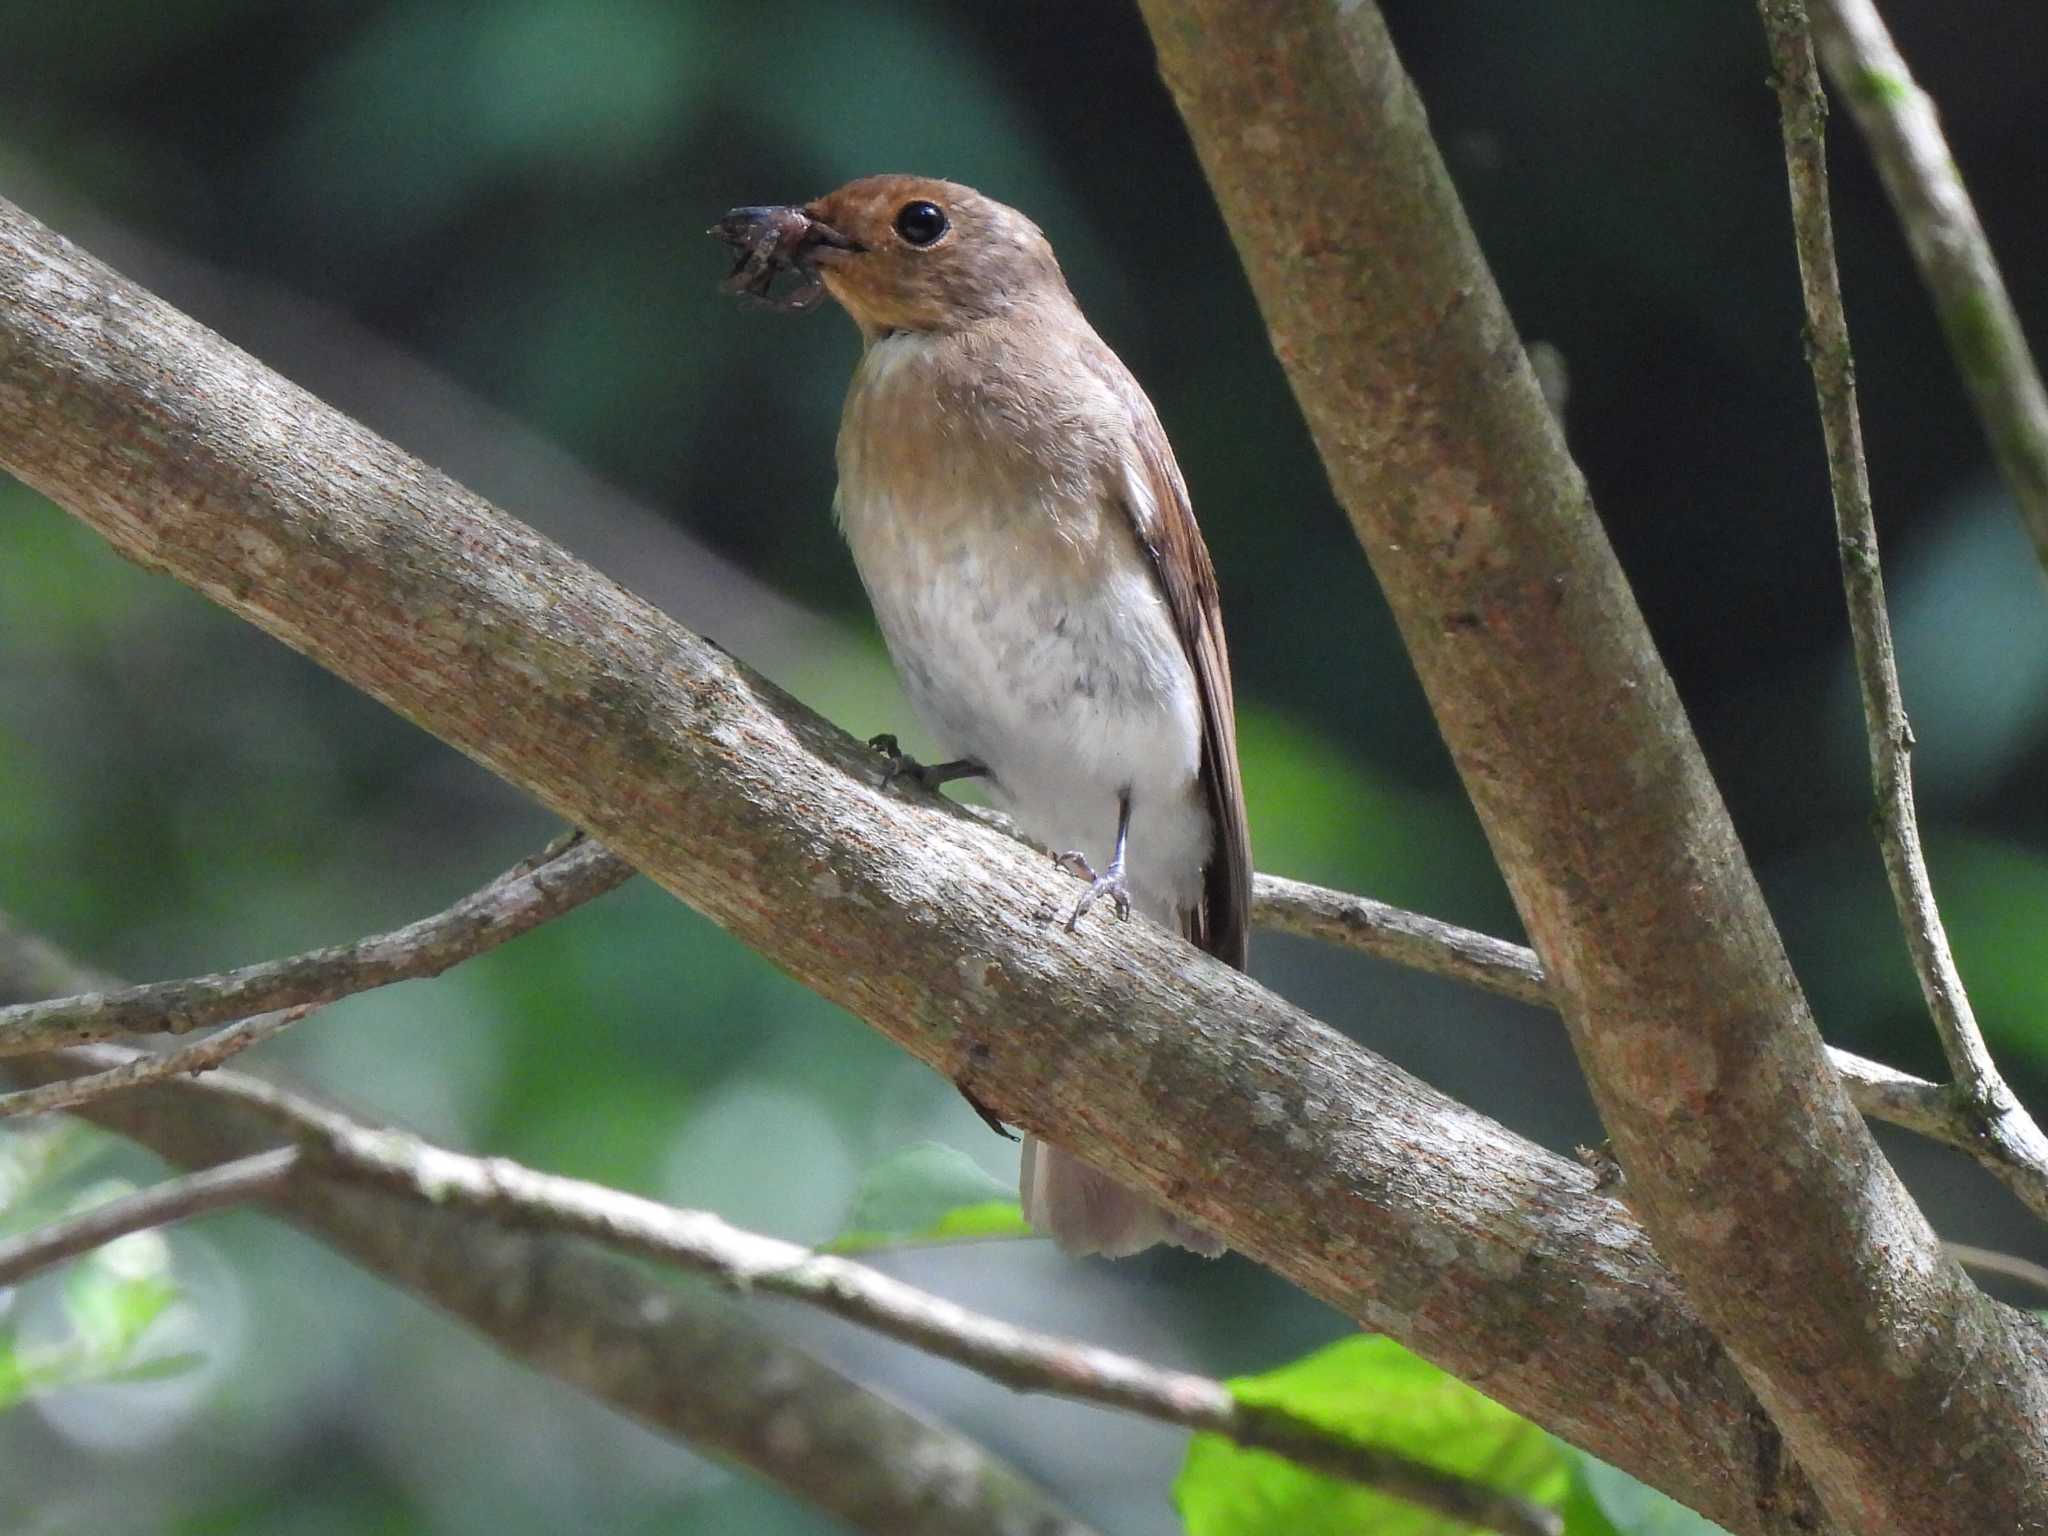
712,176 -> 1065,339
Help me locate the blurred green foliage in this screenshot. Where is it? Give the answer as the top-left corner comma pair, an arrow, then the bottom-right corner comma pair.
0,1 -> 2044,1533
1176,1336 -> 1570,1535
826,1141 -> 1030,1253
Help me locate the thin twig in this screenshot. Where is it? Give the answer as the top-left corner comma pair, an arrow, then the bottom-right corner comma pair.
1807,0 -> 2048,568
0,1006 -> 314,1118
298,1113 -> 1559,1536
0,1147 -> 300,1285
1255,872 -> 2048,1221
1763,0 -> 1988,1106
1945,1242 -> 2048,1301
35,1029 -> 1558,1529
0,832 -> 631,1057
1758,0 -> 2048,1209
1256,874 -> 1550,1007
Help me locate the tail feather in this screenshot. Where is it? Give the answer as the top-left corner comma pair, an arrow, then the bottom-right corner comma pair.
1020,1135 -> 1223,1259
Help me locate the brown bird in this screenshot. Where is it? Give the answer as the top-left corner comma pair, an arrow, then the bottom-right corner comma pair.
715,176 -> 1250,1257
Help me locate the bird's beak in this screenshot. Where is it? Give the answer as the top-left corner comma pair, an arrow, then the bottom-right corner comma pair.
709,205 -> 861,312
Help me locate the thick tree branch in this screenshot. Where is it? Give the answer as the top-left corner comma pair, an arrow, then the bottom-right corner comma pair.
0,1147 -> 300,1286
0,832 -> 627,1056
0,193 -> 1838,1533
8,820 -> 2019,1201
1135,3 -> 2048,1532
1759,0 -> 2048,1215
0,943 -> 1099,1536
1808,0 -> 2048,568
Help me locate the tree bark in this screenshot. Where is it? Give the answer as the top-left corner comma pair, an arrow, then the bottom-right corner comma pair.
1134,3 -> 2048,1532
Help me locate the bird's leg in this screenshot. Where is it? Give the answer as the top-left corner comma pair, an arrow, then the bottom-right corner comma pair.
868,733 -> 989,793
1058,790 -> 1133,929
956,1082 -> 1017,1141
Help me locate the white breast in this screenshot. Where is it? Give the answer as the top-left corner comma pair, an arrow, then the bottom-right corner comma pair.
836,338 -> 1211,925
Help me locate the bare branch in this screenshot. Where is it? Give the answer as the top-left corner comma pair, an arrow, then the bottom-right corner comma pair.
0,1147 -> 300,1285
11,815 -> 2022,1207
291,1114 -> 1558,1536
1255,874 -> 1549,1008
1808,0 -> 2048,568
42,1031 -> 1555,1533
1946,1242 -> 2048,1301
1136,2 -> 2048,1530
0,1005 -> 314,1119
1759,0 -> 2048,1220
1257,874 -> 2048,1218
0,190 -> 1849,1532
0,944 -> 1100,1536
0,833 -> 630,1057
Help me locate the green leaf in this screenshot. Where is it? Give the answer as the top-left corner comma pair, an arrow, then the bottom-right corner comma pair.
1174,1335 -> 1570,1535
1560,1467 -> 1626,1536
825,1142 -> 1030,1252
1572,1455 -> 1729,1536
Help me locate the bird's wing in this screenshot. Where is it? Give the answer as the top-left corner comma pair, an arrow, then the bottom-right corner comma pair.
1113,385 -> 1253,971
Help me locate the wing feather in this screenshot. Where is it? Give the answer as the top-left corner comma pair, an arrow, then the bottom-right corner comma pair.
1113,386 -> 1252,970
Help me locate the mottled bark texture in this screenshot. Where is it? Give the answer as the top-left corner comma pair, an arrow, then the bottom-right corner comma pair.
1134,3 -> 2048,1533
0,194 -> 1849,1532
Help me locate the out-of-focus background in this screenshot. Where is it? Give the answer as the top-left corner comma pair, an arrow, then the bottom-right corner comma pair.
1,3 -> 2043,1532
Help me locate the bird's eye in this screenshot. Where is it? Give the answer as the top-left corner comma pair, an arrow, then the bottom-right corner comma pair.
893,201 -> 949,247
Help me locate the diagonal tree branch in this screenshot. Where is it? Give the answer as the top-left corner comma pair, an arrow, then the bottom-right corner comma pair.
0,190 -> 1839,1533
170,1068 -> 1552,1536
1807,0 -> 2048,569
1134,2 -> 2048,1532
0,1147 -> 301,1285
8,813 -> 2021,1203
0,832 -> 629,1056
15,1037 -> 1560,1536
0,1003 -> 313,1119
1759,0 -> 2048,1213
0,940 -> 1101,1536
1257,875 -> 2048,1219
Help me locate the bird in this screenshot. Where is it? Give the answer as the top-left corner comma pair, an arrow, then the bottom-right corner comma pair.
714,175 -> 1250,1257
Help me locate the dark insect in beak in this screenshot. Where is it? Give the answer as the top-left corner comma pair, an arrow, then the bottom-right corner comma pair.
708,206 -> 858,313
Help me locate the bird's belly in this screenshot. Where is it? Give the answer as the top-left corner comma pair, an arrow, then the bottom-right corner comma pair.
848,516 -> 1211,922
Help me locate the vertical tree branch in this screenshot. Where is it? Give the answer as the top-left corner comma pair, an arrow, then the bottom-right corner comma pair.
1758,0 -> 2048,1184
1808,0 -> 2048,569
1134,3 -> 2048,1531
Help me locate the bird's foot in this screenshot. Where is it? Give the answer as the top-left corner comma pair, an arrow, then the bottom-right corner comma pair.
868,734 -> 988,793
1054,849 -> 1132,930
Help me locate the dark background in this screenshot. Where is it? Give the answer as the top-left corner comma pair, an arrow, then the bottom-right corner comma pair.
1,3 -> 2043,1533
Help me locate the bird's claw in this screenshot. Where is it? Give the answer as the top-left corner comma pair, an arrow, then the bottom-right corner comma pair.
869,733 -> 915,787
1055,850 -> 1132,930
868,734 -> 986,793
869,733 -> 937,791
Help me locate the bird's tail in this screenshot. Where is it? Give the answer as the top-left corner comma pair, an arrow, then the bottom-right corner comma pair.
1019,1135 -> 1223,1259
